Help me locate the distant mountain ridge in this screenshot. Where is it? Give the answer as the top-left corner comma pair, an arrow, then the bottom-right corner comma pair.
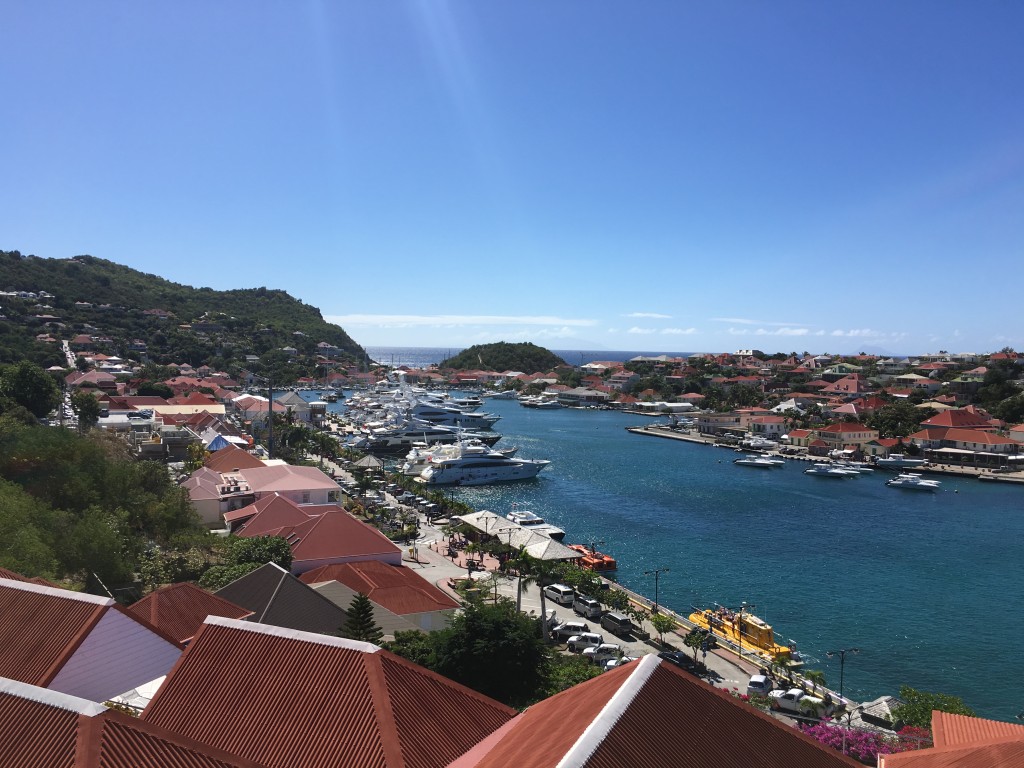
440,342 -> 566,374
0,251 -> 368,366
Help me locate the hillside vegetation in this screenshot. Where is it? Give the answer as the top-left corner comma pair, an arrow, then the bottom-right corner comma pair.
0,251 -> 368,368
441,342 -> 566,374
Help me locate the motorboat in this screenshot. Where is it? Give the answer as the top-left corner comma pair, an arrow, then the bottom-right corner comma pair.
519,397 -> 562,409
886,473 -> 941,491
407,401 -> 501,429
734,456 -> 779,468
401,440 -> 518,476
417,451 -> 551,486
803,463 -> 857,478
482,389 -> 518,400
567,544 -> 617,572
350,423 -> 502,454
505,508 -> 565,540
875,453 -> 927,469
833,462 -> 874,474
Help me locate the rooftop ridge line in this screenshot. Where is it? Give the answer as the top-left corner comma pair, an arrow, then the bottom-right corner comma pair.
203,615 -> 381,653
0,577 -> 114,606
555,652 -> 660,768
0,676 -> 109,716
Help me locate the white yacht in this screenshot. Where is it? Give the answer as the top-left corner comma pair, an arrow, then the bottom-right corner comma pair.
505,508 -> 566,540
418,451 -> 551,486
804,463 -> 857,478
400,440 -> 518,476
407,401 -> 501,429
875,453 -> 927,469
886,473 -> 941,491
734,456 -> 779,468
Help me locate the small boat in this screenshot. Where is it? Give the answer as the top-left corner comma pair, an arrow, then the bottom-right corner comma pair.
804,463 -> 857,478
568,543 -> 617,572
875,453 -> 927,469
482,389 -> 518,400
886,473 -> 941,491
506,507 -> 565,540
734,456 -> 778,468
320,391 -> 339,403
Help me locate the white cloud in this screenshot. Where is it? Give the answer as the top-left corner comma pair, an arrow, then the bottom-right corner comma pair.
712,317 -> 807,327
754,327 -> 810,337
627,326 -> 657,335
662,327 -> 698,335
727,328 -> 750,336
829,328 -> 890,338
625,312 -> 672,319
326,313 -> 598,328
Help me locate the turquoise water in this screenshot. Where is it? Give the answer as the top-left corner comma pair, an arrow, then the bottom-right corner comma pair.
436,400 -> 1024,720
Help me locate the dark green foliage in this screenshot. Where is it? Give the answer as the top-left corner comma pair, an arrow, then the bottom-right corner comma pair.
864,400 -> 935,438
441,342 -> 566,375
385,599 -> 553,708
0,250 -> 368,370
546,654 -> 602,696
0,417 -> 205,585
70,390 -> 101,432
227,535 -> 293,571
0,361 -> 61,418
198,563 -> 261,591
891,686 -> 975,728
343,592 -> 383,644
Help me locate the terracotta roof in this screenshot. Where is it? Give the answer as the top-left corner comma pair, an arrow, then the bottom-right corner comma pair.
0,579 -> 182,701
238,464 -> 338,493
0,676 -> 270,767
141,617 -> 516,768
880,711 -> 1024,767
128,583 -> 254,644
819,422 -> 876,434
453,654 -> 859,768
204,444 -> 266,472
921,409 -> 997,430
0,567 -> 56,587
300,561 -> 459,615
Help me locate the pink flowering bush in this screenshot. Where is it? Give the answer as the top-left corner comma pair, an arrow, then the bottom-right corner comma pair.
801,721 -> 895,764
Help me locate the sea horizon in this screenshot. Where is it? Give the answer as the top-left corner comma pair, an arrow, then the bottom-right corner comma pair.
363,345 -> 701,370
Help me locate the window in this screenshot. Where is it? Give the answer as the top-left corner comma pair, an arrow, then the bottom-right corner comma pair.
302,492 -> 311,503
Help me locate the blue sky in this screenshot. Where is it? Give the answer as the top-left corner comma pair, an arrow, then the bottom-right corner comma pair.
3,3 -> 1023,355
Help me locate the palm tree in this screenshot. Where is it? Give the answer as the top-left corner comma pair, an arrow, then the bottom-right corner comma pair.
804,669 -> 827,694
516,553 -> 560,641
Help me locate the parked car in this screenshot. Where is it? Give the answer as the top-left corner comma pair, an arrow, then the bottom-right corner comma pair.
746,674 -> 774,698
582,643 -> 622,664
543,583 -> 576,606
599,611 -> 635,637
768,688 -> 835,717
567,632 -> 604,652
573,595 -> 603,620
551,621 -> 590,642
604,655 -> 639,671
657,651 -> 698,674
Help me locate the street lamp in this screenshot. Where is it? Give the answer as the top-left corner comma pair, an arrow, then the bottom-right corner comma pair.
735,601 -> 756,660
826,647 -> 860,701
643,567 -> 669,613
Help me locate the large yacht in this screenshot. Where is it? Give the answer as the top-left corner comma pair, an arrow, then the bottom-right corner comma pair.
875,453 -> 927,469
349,423 -> 501,455
400,440 -> 518,476
803,463 -> 857,478
418,451 -> 551,486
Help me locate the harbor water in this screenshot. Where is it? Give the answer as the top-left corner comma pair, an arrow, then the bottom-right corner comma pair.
410,399 -> 1022,720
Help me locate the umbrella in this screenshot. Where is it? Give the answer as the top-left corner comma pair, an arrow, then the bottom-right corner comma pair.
353,455 -> 383,469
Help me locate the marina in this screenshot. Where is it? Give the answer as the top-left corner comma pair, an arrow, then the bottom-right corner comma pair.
380,394 -> 1024,722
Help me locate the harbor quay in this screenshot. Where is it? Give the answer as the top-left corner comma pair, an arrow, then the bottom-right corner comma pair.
324,455 -> 859,726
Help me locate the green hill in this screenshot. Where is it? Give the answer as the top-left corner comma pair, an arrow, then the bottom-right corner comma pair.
441,342 -> 566,374
0,250 -> 368,371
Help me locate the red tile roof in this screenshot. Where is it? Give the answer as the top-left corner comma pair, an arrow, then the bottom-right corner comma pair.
142,617 -> 516,768
880,711 -> 1024,767
204,444 -> 266,472
128,583 -> 254,644
0,677 -> 270,767
920,409 -> 997,430
453,654 -> 859,768
300,561 -> 459,615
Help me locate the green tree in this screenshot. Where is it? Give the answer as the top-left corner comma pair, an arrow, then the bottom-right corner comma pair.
228,535 -> 293,571
650,612 -> 678,646
0,361 -> 61,418
890,686 -> 975,729
804,669 -> 827,694
683,628 -> 705,662
343,592 -> 383,644
517,556 -> 561,641
865,400 -> 934,438
546,654 -> 602,696
432,599 -> 551,708
70,389 -> 102,432
384,629 -> 437,669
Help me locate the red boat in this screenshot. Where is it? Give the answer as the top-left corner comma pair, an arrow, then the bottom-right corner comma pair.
568,544 -> 617,572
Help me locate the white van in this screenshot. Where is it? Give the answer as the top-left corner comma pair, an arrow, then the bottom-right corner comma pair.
573,595 -> 603,620
542,583 -> 575,606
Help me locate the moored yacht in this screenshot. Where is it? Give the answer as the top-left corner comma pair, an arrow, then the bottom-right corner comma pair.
804,463 -> 857,478
418,452 -> 551,486
734,456 -> 779,468
886,473 -> 941,491
875,453 -> 927,469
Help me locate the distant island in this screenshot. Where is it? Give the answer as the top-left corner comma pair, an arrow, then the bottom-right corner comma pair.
440,342 -> 567,374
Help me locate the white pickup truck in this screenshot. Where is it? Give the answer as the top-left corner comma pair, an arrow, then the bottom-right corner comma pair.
768,688 -> 835,717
